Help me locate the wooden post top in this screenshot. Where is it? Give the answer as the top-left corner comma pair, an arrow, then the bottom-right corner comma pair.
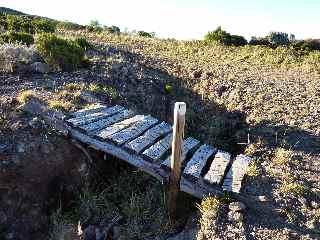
174,102 -> 186,116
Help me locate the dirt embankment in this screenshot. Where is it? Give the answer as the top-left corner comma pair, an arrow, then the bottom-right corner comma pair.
0,97 -> 89,239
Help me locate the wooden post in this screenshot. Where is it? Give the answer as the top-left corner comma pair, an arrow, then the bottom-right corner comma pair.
168,102 -> 186,220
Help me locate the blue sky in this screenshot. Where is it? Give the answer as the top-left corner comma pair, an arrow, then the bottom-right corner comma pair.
1,0 -> 319,40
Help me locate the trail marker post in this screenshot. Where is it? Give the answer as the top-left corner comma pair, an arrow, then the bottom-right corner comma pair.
168,102 -> 186,220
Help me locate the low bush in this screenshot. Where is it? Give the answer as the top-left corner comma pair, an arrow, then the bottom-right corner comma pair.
292,39 -> 320,52
35,33 -> 84,71
6,15 -> 32,32
32,18 -> 56,33
73,37 -> 94,50
87,19 -> 103,32
249,37 -> 272,47
229,34 -> 247,46
204,26 -> 247,46
104,25 -> 120,34
0,31 -> 34,45
56,21 -> 85,31
137,31 -> 155,38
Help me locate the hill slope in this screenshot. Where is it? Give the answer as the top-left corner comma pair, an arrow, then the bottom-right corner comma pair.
0,7 -> 26,15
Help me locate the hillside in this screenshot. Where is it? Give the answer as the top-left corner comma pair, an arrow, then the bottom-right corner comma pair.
0,7 -> 26,15
0,10 -> 319,240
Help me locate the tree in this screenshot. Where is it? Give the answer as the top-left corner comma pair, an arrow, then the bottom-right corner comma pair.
204,26 -> 247,46
88,19 -> 103,32
268,32 -> 289,46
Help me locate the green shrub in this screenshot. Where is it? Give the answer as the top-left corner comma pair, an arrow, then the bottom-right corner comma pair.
0,31 -> 34,45
249,36 -> 272,47
56,21 -> 85,31
6,15 -> 33,33
204,26 -> 230,44
32,18 -> 56,33
292,39 -> 320,52
0,13 -> 7,30
35,33 -> 84,71
268,32 -> 289,46
137,31 -> 155,38
204,26 -> 247,46
73,37 -> 94,50
230,34 -> 247,46
87,19 -> 103,32
104,25 -> 121,34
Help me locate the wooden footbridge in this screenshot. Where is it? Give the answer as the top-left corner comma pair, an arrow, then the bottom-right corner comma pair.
23,99 -> 252,213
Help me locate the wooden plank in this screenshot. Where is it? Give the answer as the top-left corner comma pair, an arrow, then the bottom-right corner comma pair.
222,154 -> 252,193
183,144 -> 216,182
67,105 -> 125,126
125,122 -> 171,154
142,133 -> 173,162
79,109 -> 134,133
69,129 -> 167,182
96,115 -> 145,139
70,103 -> 108,118
180,176 -> 222,199
107,115 -> 158,145
203,151 -> 231,185
161,137 -> 200,171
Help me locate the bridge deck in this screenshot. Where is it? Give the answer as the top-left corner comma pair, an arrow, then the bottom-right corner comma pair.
65,103 -> 252,197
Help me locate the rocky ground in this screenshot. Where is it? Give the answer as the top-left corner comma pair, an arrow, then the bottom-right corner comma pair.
0,32 -> 320,239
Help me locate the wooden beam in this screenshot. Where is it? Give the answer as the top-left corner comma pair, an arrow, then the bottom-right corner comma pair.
183,144 -> 216,182
142,133 -> 173,162
168,102 -> 186,220
161,137 -> 200,171
125,122 -> 172,154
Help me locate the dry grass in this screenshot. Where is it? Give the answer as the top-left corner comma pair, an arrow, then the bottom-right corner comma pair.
16,90 -> 37,103
272,148 -> 293,166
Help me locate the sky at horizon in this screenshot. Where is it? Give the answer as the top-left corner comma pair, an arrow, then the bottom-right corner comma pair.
1,0 -> 319,40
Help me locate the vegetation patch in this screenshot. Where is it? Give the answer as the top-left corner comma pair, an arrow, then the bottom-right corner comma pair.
273,148 -> 293,166
0,31 -> 34,45
35,33 -> 85,71
17,90 -> 37,103
73,37 -> 94,51
86,83 -> 119,100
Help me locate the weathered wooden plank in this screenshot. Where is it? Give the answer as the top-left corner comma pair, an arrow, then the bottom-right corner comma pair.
222,154 -> 252,193
180,176 -> 222,199
69,129 -> 167,182
161,137 -> 200,171
79,109 -> 134,133
142,133 -> 173,162
125,122 -> 171,154
70,103 -> 108,118
107,115 -> 158,145
67,105 -> 125,126
96,115 -> 145,139
203,151 -> 231,185
183,144 -> 217,182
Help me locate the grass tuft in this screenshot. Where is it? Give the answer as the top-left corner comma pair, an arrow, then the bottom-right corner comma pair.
17,90 -> 36,103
